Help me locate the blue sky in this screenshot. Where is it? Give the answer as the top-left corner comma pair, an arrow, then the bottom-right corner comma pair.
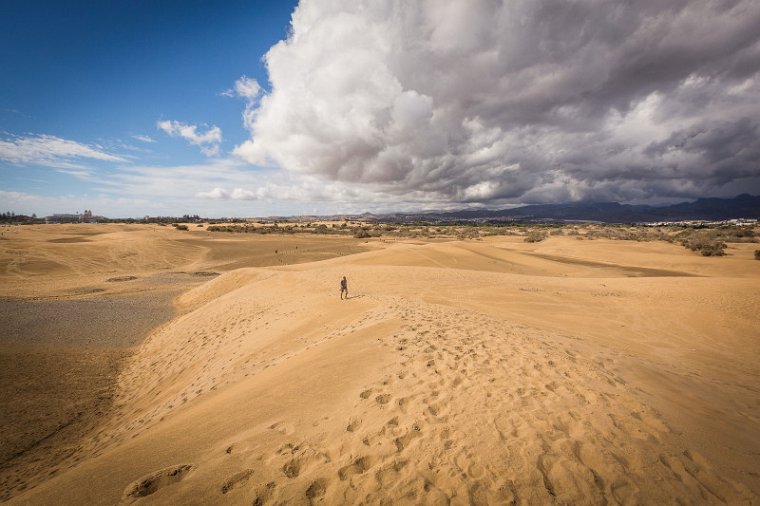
1,0 -> 293,141
2,1 -> 759,217
1,0 -> 299,217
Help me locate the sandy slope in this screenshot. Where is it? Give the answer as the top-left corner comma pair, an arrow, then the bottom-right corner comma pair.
6,235 -> 760,504
0,224 -> 373,501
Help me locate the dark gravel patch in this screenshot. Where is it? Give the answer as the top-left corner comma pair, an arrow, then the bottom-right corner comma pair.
0,293 -> 178,348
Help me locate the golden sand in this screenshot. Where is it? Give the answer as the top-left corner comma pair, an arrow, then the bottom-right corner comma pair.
1,224 -> 758,504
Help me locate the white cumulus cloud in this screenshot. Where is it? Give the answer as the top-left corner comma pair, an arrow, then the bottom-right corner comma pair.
196,187 -> 262,200
234,0 -> 760,205
235,76 -> 262,100
221,76 -> 262,102
157,120 -> 222,156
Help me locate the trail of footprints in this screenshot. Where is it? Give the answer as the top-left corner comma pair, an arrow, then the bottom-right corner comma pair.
205,298 -> 750,505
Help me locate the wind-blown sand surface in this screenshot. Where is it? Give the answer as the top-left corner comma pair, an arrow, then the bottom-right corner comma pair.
0,224 -> 371,501
1,224 -> 759,504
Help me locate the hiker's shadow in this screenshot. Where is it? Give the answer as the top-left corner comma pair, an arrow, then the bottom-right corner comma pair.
345,294 -> 364,300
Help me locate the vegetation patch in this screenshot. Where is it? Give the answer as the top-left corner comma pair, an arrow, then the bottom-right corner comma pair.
196,220 -> 758,257
524,230 -> 548,243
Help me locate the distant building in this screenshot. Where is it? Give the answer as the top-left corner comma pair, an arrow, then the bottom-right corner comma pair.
45,210 -> 100,224
46,213 -> 81,224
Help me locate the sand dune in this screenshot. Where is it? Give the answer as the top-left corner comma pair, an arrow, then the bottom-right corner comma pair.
0,224 -> 371,299
2,228 -> 759,504
0,224 -> 372,501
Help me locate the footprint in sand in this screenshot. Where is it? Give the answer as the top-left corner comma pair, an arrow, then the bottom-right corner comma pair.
394,424 -> 422,452
276,442 -> 301,455
221,469 -> 254,494
282,459 -> 301,478
269,421 -> 294,435
251,481 -> 276,506
305,478 -> 328,503
338,456 -> 375,480
346,417 -> 362,432
122,464 -> 194,500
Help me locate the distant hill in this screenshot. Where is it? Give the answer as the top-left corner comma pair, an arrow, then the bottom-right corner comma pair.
371,194 -> 760,224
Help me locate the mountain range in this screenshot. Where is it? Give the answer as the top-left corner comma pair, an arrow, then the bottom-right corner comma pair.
369,194 -> 760,224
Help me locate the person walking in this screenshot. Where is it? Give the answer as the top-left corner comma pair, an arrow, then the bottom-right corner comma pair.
340,276 -> 348,300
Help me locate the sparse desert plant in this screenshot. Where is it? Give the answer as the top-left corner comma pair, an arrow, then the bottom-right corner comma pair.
456,228 -> 479,240
353,227 -> 372,238
673,229 -> 732,256
754,249 -> 760,260
524,230 -> 548,243
697,242 -> 727,256
680,235 -> 726,256
586,227 -> 644,241
726,226 -> 756,241
479,227 -> 502,237
207,225 -> 237,233
175,224 -> 189,231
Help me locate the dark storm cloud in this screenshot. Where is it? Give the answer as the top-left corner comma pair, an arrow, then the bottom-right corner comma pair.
234,0 -> 760,205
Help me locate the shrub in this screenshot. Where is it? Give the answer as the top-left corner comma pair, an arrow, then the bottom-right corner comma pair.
456,228 -> 479,240
353,228 -> 372,238
524,230 -> 548,243
755,250 -> 760,260
697,243 -> 726,256
681,237 -> 726,256
175,224 -> 189,231
674,230 -> 728,256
